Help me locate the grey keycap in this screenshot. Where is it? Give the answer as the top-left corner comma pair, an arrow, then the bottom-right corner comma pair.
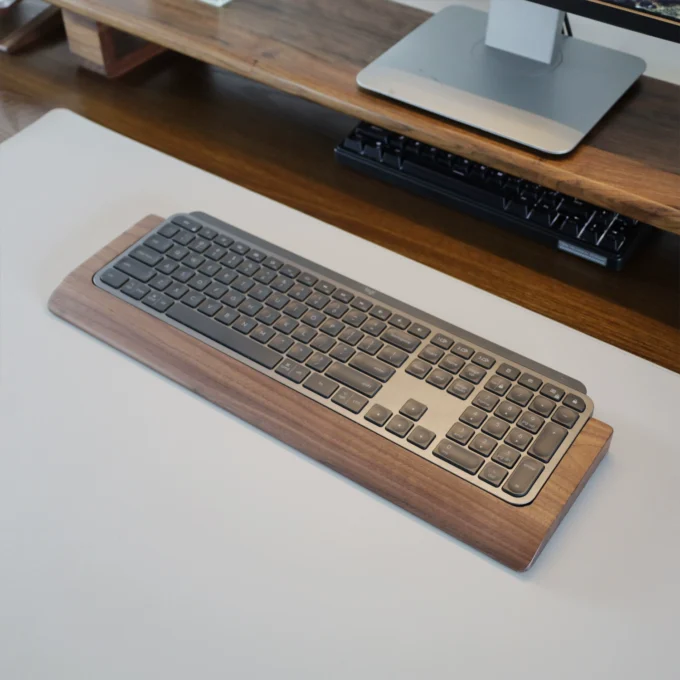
115,257 -> 155,283
389,314 -> 411,330
172,266 -> 195,284
408,323 -> 431,339
311,334 -> 336,353
333,289 -> 354,304
426,368 -> 453,389
131,246 -> 163,267
249,284 -> 272,302
320,319 -> 345,337
275,358 -> 310,384
100,268 -> 128,289
472,391 -> 500,413
188,275 -> 211,291
158,223 -> 180,238
479,462 -> 508,488
357,336 -> 383,356
280,264 -> 300,278
183,253 -> 205,269
302,310 -> 326,328
339,328 -> 363,346
253,268 -> 277,285
173,230 -> 195,247
156,259 -> 179,275
303,373 -> 339,399
482,417 -> 510,440
507,385 -> 533,407
370,306 -> 391,321
232,276 -> 255,293
247,249 -> 266,263
519,373 -> 543,391
377,346 -> 408,368
552,406 -> 579,429
452,342 -> 475,359
221,253 -> 243,269
199,261 -> 222,277
292,325 -> 317,344
272,276 -> 294,293
419,344 -> 445,364
231,242 -> 250,255
266,293 -> 289,310
189,238 -> 210,254
540,383 -> 565,401
496,363 -> 521,380
528,422 -> 568,462
205,246 -> 228,262
239,299 -> 263,317
197,299 -> 222,317
460,364 -> 487,385
325,301 -> 348,319
198,226 -> 217,240
351,297 -> 372,312
350,353 -> 395,382
505,428 -> 533,451
408,426 -> 436,450
205,283 -> 228,299
251,325 -> 276,344
495,400 -> 522,423
283,301 -> 307,319
518,412 -> 545,434
469,433 -> 497,457
345,311 -> 367,328
503,458 -> 544,497
263,256 -> 283,271
326,362 -> 381,397
223,291 -> 246,308
332,388 -> 368,414
215,308 -> 240,326
329,343 -> 355,363
365,404 -> 393,427
143,291 -> 173,313
446,422 -> 475,445
460,406 -> 486,428
405,359 -> 431,379
447,379 -> 474,400
400,399 -> 427,421
485,375 -> 512,396
182,291 -> 206,308
315,280 -> 335,295
307,293 -> 330,310
269,334 -> 294,353
306,353 -> 332,373
145,234 -> 173,254
171,216 -> 201,232
434,440 -> 484,475
214,235 -> 234,249
233,317 -> 257,335
386,415 -> 414,438
472,353 -> 496,369
363,319 -> 386,336
431,333 -> 454,350
289,284 -> 312,301
168,245 -> 190,261
529,396 -> 556,417
439,354 -> 465,375
383,328 -> 420,353
214,269 -> 238,286
492,445 -> 521,469
166,282 -> 189,300
288,344 -> 313,363
564,394 -> 586,413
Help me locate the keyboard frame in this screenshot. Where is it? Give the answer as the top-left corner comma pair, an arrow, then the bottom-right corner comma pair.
92,212 -> 594,506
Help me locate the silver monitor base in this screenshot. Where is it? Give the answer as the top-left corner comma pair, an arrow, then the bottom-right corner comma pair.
356,6 -> 645,155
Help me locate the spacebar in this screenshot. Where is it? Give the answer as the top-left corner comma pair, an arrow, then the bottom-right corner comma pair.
166,303 -> 282,369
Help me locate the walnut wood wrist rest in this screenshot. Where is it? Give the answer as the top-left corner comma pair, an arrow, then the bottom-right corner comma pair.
48,215 -> 614,571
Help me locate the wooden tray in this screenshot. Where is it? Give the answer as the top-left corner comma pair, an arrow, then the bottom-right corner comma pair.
48,215 -> 614,571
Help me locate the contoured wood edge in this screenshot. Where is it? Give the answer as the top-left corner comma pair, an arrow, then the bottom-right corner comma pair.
47,215 -> 614,571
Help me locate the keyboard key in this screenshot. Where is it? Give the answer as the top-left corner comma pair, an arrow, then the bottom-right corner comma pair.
345,311 -> 368,328
519,373 -> 543,391
275,358 -> 310,384
431,333 -> 454,350
408,323 -> 430,339
166,303 -> 282,369
447,379 -> 474,400
233,317 -> 257,335
377,346 -> 408,368
156,259 -> 179,275
351,297 -> 372,312
142,291 -> 173,313
469,434 -> 497,457
472,353 -> 496,369
419,345 -> 445,364
540,383 -> 565,401
460,364 -> 486,385
479,462 -> 508,488
365,404 -> 392,427
284,301 -> 307,319
214,235 -> 234,249
357,336 -> 383,356
280,264 -> 300,279
332,388 -> 368,414
199,261 -> 221,277
289,284 -> 312,301
182,291 -> 206,308
231,242 -> 250,255
329,343 -> 355,363
292,325 -> 317,344
100,268 -> 128,289
400,399 -> 427,421
485,375 -> 511,396
171,215 -> 202,232
492,445 -> 521,469
263,256 -> 283,270
232,276 -> 255,293
426,368 -> 453,389
205,283 -> 229,300
552,406 -> 579,429
183,253 -> 205,270
506,385 -> 533,407
339,328 -> 363,346
272,276 -> 295,293
311,334 -> 336,353
215,308 -> 240,326
306,353 -> 332,373
222,253 -> 243,269
303,373 -> 339,399
326,363 -> 381,397
266,293 -> 289,310
214,269 -> 238,286
198,226 -> 217,240
247,249 -> 267,263
145,234 -> 173,254
434,440 -> 484,475
370,305 -> 391,321
315,280 -> 335,295
363,319 -> 386,336
529,422 -> 568,462
333,289 -> 354,304
269,334 -> 294,353
249,284 -> 272,302
406,359 -> 431,379
495,401 -> 521,423
482,417 -> 510,440
564,393 -> 587,412
321,319 -> 344,337
350,353 -> 395,382
496,363 -> 520,380
505,428 -> 533,451
446,422 -> 474,445
389,314 -> 411,330
166,282 -> 189,300
452,342 -> 474,359
189,238 -> 210,254
518,412 -> 545,434
460,406 -> 486,428
131,246 -> 163,267
173,230 -> 195,247
205,246 -> 228,261
188,275 -> 211,291
408,426 -> 436,450
472,391 -> 500,413
529,396 -> 556,417
251,325 -> 276,344
439,354 -> 465,374
115,257 -> 155,283
503,458 -> 544,497
158,223 -> 180,238
197,299 -> 222,317
222,291 -> 246,308
254,268 -> 277,285
307,293 -> 330,310
386,415 -> 413,438
288,343 -> 313,363
382,328 -> 420,353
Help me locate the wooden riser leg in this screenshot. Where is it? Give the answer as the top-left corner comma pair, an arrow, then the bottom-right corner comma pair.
0,0 -> 62,54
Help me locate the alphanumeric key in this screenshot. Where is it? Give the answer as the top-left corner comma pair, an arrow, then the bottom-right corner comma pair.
362,319 -> 386,336
492,445 -> 521,469
529,396 -> 555,417
431,333 -> 454,350
221,253 -> 243,269
100,268 -> 129,289
333,289 -> 354,304
283,301 -> 306,319
205,283 -> 228,299
518,373 -> 543,391
274,316 -> 298,335
222,290 -> 246,308
232,276 -> 255,293
275,358 -> 310,384
266,292 -> 289,310
214,269 -> 237,286
247,249 -> 266,263
288,343 -> 313,363
406,359 -> 431,379
325,301 -> 348,319
330,343 -> 355,363
452,342 -> 474,359
460,406 -> 486,429
256,308 -> 280,326
364,404 -> 392,427
552,406 -> 579,429
518,412 -> 544,434
306,353 -> 332,373
507,385 -> 533,407
289,284 -> 312,302
447,379 -> 474,400
142,291 -> 173,313
198,299 -> 222,317
377,345 -> 407,368
344,311 -> 367,328
370,305 -> 391,321
495,400 -> 521,423
351,297 -> 372,312
505,427 -> 533,451
389,314 -> 411,330
253,268 -> 277,285
205,245 -> 228,261
316,280 -> 335,295
473,391 -> 499,413
166,282 -> 189,300
173,230 -> 195,247
408,323 -> 430,339
496,363 -> 520,380
115,257 -> 155,283
460,364 -> 486,385
198,226 -> 217,240
419,344 -> 445,364
302,310 -> 326,328
482,417 -> 510,440
248,283 -> 272,302
239,299 -> 263,317
469,434 -> 497,457
158,223 -> 180,239
182,291 -> 206,308
189,238 -> 210,254
215,308 -> 240,326
293,325 -> 317,344
339,328 -> 363,346
280,264 -> 300,278
269,334 -> 294,353
358,336 -> 383,356
263,256 -> 283,271
446,422 -> 475,445
121,280 -> 150,300
214,235 -> 234,249
307,293 -> 330,310
230,242 -> 250,255
251,325 -> 276,344
198,261 -> 221,277
233,316 -> 257,335
149,274 -> 172,291
311,334 -> 336,353
188,275 -> 211,291
321,319 -> 345,337
439,354 -> 464,375
426,368 -> 453,390
298,272 -> 317,287
485,375 -> 511,396
156,258 -> 179,275
271,275 -> 295,293
183,253 -> 205,269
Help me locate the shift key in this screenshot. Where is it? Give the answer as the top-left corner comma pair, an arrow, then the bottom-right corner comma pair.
326,362 -> 382,397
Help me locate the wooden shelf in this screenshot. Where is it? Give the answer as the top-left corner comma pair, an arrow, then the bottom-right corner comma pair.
45,0 -> 680,233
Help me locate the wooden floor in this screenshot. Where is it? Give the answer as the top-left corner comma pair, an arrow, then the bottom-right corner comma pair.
1,36 -> 678,373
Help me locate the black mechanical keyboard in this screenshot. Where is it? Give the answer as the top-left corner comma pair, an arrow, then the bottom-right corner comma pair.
95,212 -> 594,506
335,122 -> 651,270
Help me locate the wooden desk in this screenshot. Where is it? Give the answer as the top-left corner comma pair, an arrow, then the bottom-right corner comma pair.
1,39 -> 678,373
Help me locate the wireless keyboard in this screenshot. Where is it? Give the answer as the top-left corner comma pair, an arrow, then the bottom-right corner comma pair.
93,212 -> 595,507
336,122 -> 652,270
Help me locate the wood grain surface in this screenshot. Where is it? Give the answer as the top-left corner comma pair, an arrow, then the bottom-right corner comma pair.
47,215 -> 614,571
0,42 -> 678,375
45,0 -> 680,231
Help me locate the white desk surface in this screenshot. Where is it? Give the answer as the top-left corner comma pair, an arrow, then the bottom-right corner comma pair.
1,111 -> 678,680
